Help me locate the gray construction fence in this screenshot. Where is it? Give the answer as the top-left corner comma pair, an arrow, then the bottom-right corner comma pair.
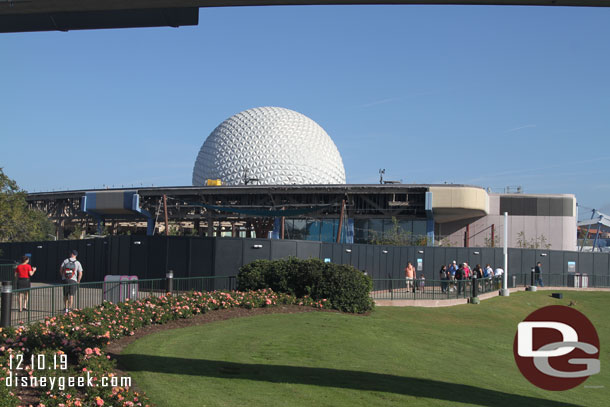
1,236 -> 609,288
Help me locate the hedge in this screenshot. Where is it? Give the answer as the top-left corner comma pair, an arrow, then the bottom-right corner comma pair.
237,258 -> 374,313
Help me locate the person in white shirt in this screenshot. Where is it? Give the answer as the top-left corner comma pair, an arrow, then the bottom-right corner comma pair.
60,250 -> 83,313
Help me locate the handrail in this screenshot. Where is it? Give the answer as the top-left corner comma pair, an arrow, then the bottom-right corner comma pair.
1,275 -> 238,327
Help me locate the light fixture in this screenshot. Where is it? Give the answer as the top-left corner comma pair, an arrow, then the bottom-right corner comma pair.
253,244 -> 263,249
473,251 -> 480,255
134,241 -> 141,245
540,253 -> 548,257
166,271 -> 174,279
345,249 -> 352,253
382,250 -> 388,254
37,245 -> 43,249
417,250 -> 424,254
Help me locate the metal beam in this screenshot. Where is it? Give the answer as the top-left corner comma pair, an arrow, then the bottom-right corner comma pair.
2,1 -> 609,33
2,0 -> 610,16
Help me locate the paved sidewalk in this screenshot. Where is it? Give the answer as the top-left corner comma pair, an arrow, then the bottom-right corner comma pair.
374,286 -> 610,307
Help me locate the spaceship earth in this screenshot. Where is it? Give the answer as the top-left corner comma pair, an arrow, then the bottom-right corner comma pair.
192,107 -> 346,186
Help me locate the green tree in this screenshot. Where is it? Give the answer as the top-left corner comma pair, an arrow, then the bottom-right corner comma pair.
370,217 -> 426,246
0,168 -> 55,242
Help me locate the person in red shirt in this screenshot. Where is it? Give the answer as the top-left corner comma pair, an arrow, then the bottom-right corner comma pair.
14,256 -> 36,312
463,262 -> 471,279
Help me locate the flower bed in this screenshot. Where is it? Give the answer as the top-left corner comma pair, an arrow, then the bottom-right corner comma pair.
0,289 -> 329,407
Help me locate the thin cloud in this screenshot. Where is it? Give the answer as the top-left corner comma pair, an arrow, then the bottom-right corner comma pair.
504,124 -> 537,133
359,97 -> 401,108
358,91 -> 437,108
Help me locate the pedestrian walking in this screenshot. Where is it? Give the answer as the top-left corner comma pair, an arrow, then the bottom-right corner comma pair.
15,256 -> 36,312
535,262 -> 544,287
60,250 -> 83,314
440,265 -> 449,293
455,263 -> 465,295
405,262 -> 416,292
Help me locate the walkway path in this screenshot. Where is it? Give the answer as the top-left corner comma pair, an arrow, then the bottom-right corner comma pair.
374,286 -> 610,307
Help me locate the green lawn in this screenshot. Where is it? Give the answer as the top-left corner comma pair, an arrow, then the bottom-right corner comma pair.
119,291 -> 609,407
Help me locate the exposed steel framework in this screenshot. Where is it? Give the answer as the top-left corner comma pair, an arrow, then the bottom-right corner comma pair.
26,185 -> 428,238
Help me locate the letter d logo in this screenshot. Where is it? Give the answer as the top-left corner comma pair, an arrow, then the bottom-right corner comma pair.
518,322 -> 577,357
513,305 -> 600,391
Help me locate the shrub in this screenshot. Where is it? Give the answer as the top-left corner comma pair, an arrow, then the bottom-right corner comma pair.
238,258 -> 374,313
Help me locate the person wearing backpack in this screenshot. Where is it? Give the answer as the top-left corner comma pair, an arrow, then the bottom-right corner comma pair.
60,250 -> 83,314
455,263 -> 465,295
439,265 -> 448,294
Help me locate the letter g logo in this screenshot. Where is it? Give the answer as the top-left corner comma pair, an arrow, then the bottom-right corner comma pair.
513,305 -> 600,391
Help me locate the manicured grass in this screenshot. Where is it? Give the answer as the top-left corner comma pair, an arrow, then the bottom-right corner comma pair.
120,291 -> 609,407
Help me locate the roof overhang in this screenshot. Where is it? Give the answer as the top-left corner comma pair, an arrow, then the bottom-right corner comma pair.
429,186 -> 489,223
577,213 -> 610,229
2,1 -> 610,33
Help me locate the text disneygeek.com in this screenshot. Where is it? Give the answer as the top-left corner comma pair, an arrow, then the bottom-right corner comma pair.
4,353 -> 131,391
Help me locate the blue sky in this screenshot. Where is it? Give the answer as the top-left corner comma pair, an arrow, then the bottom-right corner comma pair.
1,5 -> 609,216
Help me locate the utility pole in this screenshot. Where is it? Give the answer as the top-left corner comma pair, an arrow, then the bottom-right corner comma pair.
336,199 -> 346,243
163,194 -> 169,236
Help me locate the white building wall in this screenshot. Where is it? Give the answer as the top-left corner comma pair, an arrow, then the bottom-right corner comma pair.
438,194 -> 577,251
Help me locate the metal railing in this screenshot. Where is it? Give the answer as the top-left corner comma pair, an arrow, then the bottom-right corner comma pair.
372,272 -> 610,301
2,276 -> 237,327
371,277 -> 502,300
173,276 -> 237,292
509,273 -> 610,288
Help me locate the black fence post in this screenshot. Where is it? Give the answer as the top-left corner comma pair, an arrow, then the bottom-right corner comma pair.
1,281 -> 12,328
472,276 -> 478,298
165,270 -> 174,293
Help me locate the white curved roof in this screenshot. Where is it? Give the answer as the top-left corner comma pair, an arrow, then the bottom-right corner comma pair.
192,107 -> 346,186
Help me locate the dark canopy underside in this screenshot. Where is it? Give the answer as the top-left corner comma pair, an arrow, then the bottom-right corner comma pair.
1,0 -> 609,33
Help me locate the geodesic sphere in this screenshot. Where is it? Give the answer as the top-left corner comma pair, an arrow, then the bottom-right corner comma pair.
192,107 -> 346,186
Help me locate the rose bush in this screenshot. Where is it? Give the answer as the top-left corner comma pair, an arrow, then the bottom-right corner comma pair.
0,289 -> 329,407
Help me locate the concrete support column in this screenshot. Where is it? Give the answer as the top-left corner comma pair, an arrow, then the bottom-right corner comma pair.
246,221 -> 252,238
207,212 -> 214,237
425,191 -> 435,246
57,219 -> 65,240
232,223 -> 238,238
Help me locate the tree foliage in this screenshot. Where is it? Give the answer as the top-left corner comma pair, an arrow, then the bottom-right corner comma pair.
515,231 -> 552,249
370,217 -> 428,246
0,168 -> 55,242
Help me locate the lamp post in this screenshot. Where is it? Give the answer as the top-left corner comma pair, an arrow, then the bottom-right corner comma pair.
501,212 -> 510,296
